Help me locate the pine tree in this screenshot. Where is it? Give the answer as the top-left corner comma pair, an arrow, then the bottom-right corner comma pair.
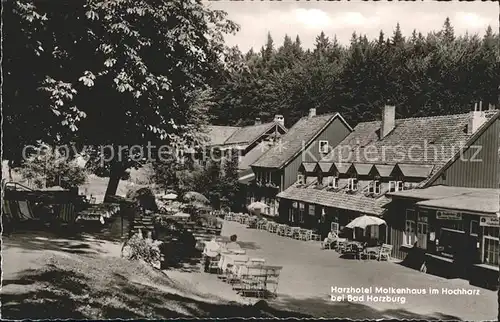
442,17 -> 455,42
392,22 -> 405,46
263,32 -> 274,62
378,30 -> 385,46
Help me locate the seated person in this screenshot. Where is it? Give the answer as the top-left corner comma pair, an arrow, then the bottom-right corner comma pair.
203,238 -> 221,272
226,234 -> 242,252
323,230 -> 337,248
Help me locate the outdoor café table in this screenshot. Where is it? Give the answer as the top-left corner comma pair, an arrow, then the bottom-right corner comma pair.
229,249 -> 246,255
218,253 -> 250,271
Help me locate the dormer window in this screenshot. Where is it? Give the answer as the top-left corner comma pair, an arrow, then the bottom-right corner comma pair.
327,176 -> 339,188
319,140 -> 329,154
389,180 -> 404,192
348,178 -> 358,191
369,180 -> 381,194
297,174 -> 305,184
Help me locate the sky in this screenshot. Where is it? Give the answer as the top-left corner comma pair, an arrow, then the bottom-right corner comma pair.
206,0 -> 499,52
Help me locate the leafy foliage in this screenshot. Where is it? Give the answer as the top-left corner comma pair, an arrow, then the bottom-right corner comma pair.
18,146 -> 87,189
3,0 -> 238,195
122,232 -> 162,268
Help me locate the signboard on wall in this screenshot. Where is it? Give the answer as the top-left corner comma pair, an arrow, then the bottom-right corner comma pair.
436,211 -> 462,220
480,216 -> 500,227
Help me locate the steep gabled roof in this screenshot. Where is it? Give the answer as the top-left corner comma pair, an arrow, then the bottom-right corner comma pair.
238,143 -> 272,171
422,109 -> 500,187
224,122 -> 285,146
252,113 -> 351,169
322,110 -> 499,182
205,126 -> 240,146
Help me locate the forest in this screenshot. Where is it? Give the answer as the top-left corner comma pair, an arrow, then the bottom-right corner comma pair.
209,18 -> 499,128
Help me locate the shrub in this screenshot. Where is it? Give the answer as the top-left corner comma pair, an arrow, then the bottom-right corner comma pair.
122,231 -> 163,268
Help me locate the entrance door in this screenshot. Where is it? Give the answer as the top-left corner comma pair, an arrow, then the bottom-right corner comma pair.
417,222 -> 428,249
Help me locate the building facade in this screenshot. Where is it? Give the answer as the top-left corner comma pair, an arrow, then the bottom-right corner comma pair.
244,108 -> 352,217
277,104 -> 499,244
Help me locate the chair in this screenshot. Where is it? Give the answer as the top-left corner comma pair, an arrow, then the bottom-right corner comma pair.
237,265 -> 267,298
264,265 -> 282,298
301,229 -> 312,241
311,231 -> 321,241
208,255 -> 221,274
361,247 -> 380,260
321,238 -> 332,250
56,203 -> 77,224
336,240 -> 348,253
285,226 -> 293,238
378,244 -> 393,261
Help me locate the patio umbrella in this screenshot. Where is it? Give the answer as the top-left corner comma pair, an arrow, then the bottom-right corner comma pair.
183,191 -> 210,204
163,193 -> 178,200
172,212 -> 191,218
346,215 -> 386,230
247,201 -> 269,211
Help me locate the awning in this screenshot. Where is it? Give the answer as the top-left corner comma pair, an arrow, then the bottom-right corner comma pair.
238,172 -> 255,185
417,192 -> 499,215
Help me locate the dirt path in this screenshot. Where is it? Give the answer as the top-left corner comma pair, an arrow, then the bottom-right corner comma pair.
1,227 -> 297,319
222,220 -> 497,320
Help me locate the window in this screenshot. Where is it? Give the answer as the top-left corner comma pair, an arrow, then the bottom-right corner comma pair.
308,204 -> 315,216
404,209 -> 417,245
389,181 -> 404,192
327,176 -> 338,188
297,174 -> 305,184
369,181 -> 381,194
331,222 -> 339,234
405,220 -> 417,245
470,220 -> 479,236
483,237 -> 499,266
417,222 -> 428,249
299,203 -> 305,223
288,208 -> 295,223
348,178 -> 358,191
319,140 -> 329,154
483,226 -> 499,266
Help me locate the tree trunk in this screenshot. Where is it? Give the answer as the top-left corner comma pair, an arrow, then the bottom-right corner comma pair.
105,161 -> 125,201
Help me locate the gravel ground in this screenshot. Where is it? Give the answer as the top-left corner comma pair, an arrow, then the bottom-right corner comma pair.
221,220 -> 497,320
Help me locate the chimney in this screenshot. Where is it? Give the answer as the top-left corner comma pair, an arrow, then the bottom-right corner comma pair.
308,108 -> 316,118
274,114 -> 285,127
468,101 -> 488,135
254,117 -> 262,125
380,104 -> 396,139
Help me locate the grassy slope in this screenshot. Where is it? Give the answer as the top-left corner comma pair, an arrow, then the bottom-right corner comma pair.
2,231 -> 306,319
